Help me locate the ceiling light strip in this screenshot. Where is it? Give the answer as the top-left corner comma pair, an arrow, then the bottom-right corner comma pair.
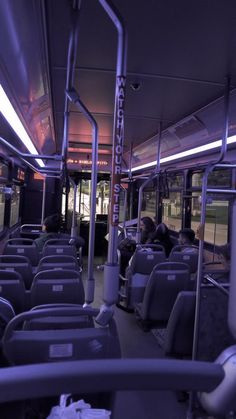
131,135 -> 236,172
0,85 -> 45,167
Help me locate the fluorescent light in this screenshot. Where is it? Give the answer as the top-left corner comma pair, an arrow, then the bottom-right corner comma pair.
131,135 -> 236,172
0,84 -> 45,167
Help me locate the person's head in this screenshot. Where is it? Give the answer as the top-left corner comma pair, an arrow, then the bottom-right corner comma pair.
179,228 -> 195,245
155,223 -> 170,241
140,217 -> 156,233
43,214 -> 61,233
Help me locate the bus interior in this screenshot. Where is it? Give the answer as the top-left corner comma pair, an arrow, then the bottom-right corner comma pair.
0,0 -> 236,418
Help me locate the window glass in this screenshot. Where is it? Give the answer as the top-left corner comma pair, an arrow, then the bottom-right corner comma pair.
192,169 -> 231,188
167,173 -> 184,188
162,192 -> 182,231
140,190 -> 156,220
191,192 -> 228,244
0,191 -> 5,231
10,186 -> 21,227
63,180 -> 110,223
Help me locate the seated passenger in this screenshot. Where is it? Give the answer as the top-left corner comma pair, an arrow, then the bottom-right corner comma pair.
118,216 -> 156,276
151,223 -> 173,256
178,228 -> 198,253
34,214 -> 85,252
140,216 -> 156,244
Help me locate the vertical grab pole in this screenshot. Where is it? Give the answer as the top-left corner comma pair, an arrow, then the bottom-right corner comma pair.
69,177 -> 77,238
188,76 -> 231,418
155,121 -> 162,223
61,2 -> 81,173
120,185 -> 127,229
66,91 -> 98,304
228,199 -> 236,338
41,177 -> 46,224
96,0 -> 127,325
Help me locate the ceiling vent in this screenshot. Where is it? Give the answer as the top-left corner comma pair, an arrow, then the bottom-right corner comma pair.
169,116 -> 207,140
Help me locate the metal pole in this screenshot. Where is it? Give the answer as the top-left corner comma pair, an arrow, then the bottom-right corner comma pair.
120,185 -> 127,229
69,177 -> 77,237
96,0 -> 127,325
218,76 -> 230,162
0,137 -> 61,175
156,122 -> 162,172
66,90 -> 98,304
41,177 -> 46,224
61,3 -> 81,171
188,76 -> 231,417
228,199 -> 236,339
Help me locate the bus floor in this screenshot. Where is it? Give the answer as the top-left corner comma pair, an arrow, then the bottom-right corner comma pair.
84,257 -> 230,419
82,258 -> 189,419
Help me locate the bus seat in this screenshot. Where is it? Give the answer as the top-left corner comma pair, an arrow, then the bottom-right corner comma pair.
169,245 -> 199,274
30,269 -> 84,307
163,291 -> 196,356
0,297 -> 15,339
0,270 -> 26,313
3,238 -> 39,267
42,241 -> 77,259
2,307 -> 121,365
27,304 -> 96,330
135,262 -> 191,330
20,224 -> 43,240
0,255 -> 33,289
117,245 -> 166,311
36,255 -> 80,273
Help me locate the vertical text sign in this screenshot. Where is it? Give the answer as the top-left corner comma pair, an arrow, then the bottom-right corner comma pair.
110,76 -> 126,226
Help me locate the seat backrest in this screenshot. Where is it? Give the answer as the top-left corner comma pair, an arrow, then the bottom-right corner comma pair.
0,270 -> 26,313
30,269 -> 84,307
36,255 -> 80,273
20,224 -> 43,240
169,245 -> 199,273
140,262 -> 190,323
3,238 -> 39,266
2,307 -> 121,365
164,291 -> 196,356
42,241 -> 77,258
127,245 -> 166,276
0,297 -> 15,338
0,255 -> 33,289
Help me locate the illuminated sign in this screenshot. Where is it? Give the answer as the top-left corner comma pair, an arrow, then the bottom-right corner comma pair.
33,173 -> 44,180
67,159 -> 108,166
110,76 -> 126,225
17,168 -> 25,181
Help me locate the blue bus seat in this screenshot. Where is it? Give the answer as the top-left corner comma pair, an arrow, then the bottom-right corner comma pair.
3,238 -> 39,267
135,262 -> 191,330
118,245 -> 166,311
0,255 -> 33,289
169,245 -> 199,274
2,307 -> 121,365
30,269 -> 84,307
36,255 -> 80,273
42,240 -> 77,259
0,297 -> 15,339
163,291 -> 196,356
0,270 -> 26,313
26,304 -> 97,330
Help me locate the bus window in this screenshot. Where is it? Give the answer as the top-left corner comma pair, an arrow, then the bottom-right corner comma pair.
162,192 -> 182,231
191,193 -> 229,245
140,189 -> 156,219
0,191 -> 5,232
10,186 -> 21,227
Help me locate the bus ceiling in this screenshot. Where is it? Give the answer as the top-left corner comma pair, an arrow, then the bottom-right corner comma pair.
0,1 -> 236,172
